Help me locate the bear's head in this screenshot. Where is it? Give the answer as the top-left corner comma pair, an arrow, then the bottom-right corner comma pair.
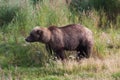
25,27 -> 51,43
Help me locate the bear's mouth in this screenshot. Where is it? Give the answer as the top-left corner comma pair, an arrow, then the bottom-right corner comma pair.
25,37 -> 34,42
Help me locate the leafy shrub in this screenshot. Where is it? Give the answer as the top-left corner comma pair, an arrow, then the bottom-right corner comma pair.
30,0 -> 42,5
0,42 -> 51,67
0,5 -> 20,26
112,72 -> 120,80
69,0 -> 120,28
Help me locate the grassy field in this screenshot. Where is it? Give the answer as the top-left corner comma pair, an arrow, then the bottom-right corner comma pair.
0,0 -> 120,80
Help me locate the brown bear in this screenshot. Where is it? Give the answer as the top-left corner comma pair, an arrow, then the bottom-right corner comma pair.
25,24 -> 94,60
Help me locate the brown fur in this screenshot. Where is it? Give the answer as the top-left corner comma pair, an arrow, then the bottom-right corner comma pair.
25,24 -> 94,60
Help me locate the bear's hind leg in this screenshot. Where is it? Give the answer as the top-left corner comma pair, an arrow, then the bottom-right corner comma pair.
76,46 -> 91,60
84,46 -> 92,58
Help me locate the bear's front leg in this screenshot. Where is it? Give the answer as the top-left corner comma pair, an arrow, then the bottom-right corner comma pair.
55,50 -> 66,60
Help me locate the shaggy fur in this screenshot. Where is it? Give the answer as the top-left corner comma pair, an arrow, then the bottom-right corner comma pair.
25,24 -> 94,60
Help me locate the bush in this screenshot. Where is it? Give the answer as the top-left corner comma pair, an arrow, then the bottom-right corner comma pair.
0,42 -> 51,67
0,5 -> 20,26
69,0 -> 120,28
112,72 -> 120,80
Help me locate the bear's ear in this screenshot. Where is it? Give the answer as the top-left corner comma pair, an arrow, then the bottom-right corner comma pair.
36,30 -> 43,35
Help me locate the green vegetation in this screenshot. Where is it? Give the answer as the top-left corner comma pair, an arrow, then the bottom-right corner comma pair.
0,0 -> 120,80
112,72 -> 120,80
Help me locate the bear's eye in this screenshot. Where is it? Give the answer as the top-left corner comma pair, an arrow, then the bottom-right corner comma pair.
30,33 -> 34,37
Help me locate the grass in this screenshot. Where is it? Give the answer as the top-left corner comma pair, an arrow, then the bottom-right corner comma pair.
0,53 -> 120,80
0,0 -> 120,80
112,72 -> 120,80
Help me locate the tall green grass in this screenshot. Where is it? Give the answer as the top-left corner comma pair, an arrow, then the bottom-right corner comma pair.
0,0 -> 120,67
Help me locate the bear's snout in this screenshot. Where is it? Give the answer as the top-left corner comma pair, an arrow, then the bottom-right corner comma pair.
25,36 -> 32,42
